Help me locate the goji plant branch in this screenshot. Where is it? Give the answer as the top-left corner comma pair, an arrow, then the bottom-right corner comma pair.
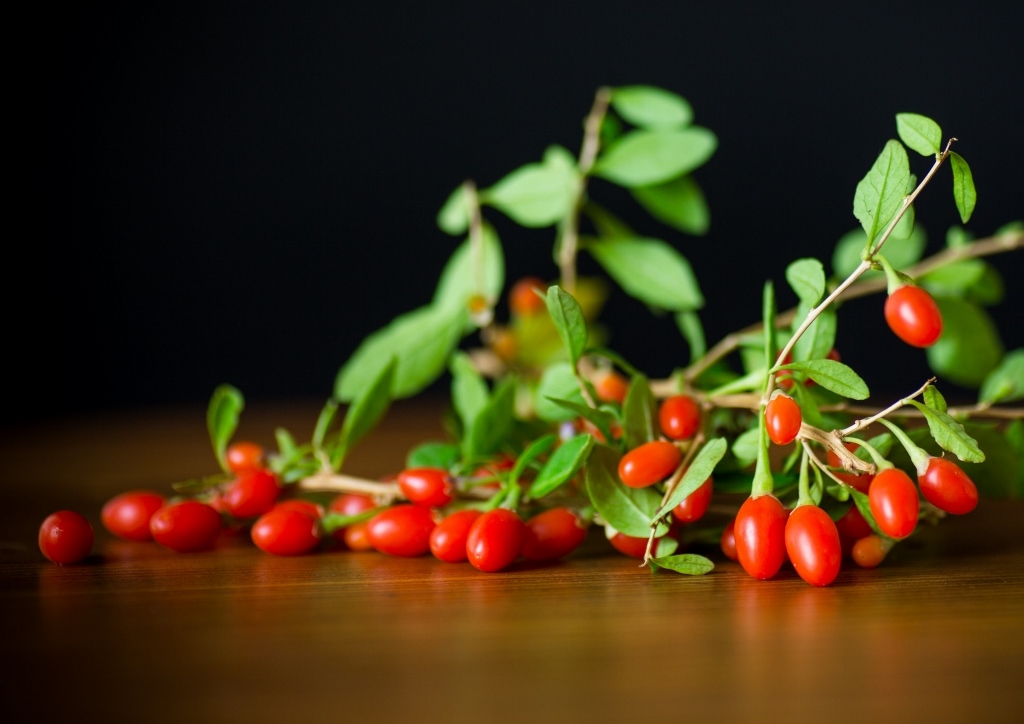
838,377 -> 936,438
297,473 -> 403,502
826,401 -> 1024,421
464,180 -> 485,300
802,440 -> 852,490
642,432 -> 706,564
558,86 -> 611,293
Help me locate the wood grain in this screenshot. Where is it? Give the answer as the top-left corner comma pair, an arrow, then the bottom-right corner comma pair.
2,401 -> 1023,723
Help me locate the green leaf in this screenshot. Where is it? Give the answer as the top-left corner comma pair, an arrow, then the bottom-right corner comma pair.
653,438 -> 728,520
776,359 -> 870,400
631,175 -> 709,235
650,553 -> 714,575
335,304 -> 465,401
207,384 -> 244,472
654,536 -> 679,558
312,398 -> 339,450
511,434 -> 558,487
832,223 -> 926,279
959,423 -> 1019,498
979,349 -> 1024,404
732,426 -> 761,467
335,357 -> 396,467
432,225 -> 505,313
437,185 -> 469,236
949,151 -> 977,224
534,363 -> 585,422
321,509 -> 381,534
480,151 -> 577,227
406,442 -> 460,470
923,385 -> 948,414
611,85 -> 693,129
547,397 -> 616,444
450,353 -> 489,431
528,434 -> 594,499
587,237 -> 703,311
587,347 -> 641,378
593,128 -> 717,187
584,202 -> 635,238
545,286 -> 588,365
465,378 -> 516,459
964,264 -> 1004,307
585,445 -> 663,537
849,489 -> 894,540
920,259 -> 987,296
675,311 -> 706,364
786,258 -> 827,306
791,305 -> 836,364
926,297 -> 1004,388
853,140 -> 911,249
905,399 -> 985,463
622,375 -> 657,449
895,113 -> 942,156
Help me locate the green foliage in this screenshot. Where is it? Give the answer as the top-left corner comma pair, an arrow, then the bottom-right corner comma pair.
653,438 -> 728,520
786,258 -> 826,306
832,223 -> 926,279
611,85 -> 693,129
535,363 -> 586,422
949,151 -> 977,223
926,297 -> 1004,387
545,285 -> 588,365
207,384 -> 244,472
979,349 -> 1024,404
587,237 -> 703,311
631,176 -> 710,235
649,554 -> 715,575
592,128 -> 717,187
853,140 -> 911,249
905,399 -> 985,463
528,434 -> 594,499
480,147 -> 578,227
333,358 -> 396,468
775,359 -> 870,400
433,225 -> 505,314
622,375 -> 657,450
406,442 -> 460,470
585,445 -> 666,537
895,113 -> 942,156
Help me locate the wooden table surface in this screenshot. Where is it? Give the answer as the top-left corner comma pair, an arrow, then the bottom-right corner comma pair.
3,400 -> 1023,723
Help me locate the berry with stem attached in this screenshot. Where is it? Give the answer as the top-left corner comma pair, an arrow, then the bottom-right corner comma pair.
884,285 -> 943,348
734,495 -> 788,579
868,468 -> 919,540
659,395 -> 701,440
785,505 -> 842,587
918,457 -> 978,515
618,441 -> 682,488
765,394 -> 801,446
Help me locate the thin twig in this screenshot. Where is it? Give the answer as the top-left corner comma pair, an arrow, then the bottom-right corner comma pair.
839,378 -> 936,437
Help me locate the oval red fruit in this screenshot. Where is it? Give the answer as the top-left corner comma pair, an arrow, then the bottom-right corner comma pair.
149,501 -> 222,553
765,394 -> 802,446
225,441 -> 265,474
222,469 -> 280,519
39,511 -> 94,564
273,499 -> 324,519
398,468 -> 455,508
101,490 -> 166,541
430,509 -> 482,563
671,477 -> 713,524
251,508 -> 320,556
618,441 -> 681,488
659,395 -> 701,440
595,371 -> 629,405
785,505 -> 842,587
734,495 -> 788,579
609,532 -> 655,559
884,285 -> 943,348
868,468 -> 919,540
509,276 -> 546,317
918,457 -> 978,515
366,505 -> 436,557
852,535 -> 893,568
835,504 -> 873,541
522,508 -> 587,561
720,520 -> 738,561
466,509 -> 526,572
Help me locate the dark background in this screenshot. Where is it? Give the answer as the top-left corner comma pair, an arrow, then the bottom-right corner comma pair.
18,1 -> 1023,425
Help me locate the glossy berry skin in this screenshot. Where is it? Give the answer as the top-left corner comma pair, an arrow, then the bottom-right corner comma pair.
39,511 -> 94,564
225,441 -> 265,474
251,508 -> 320,556
671,477 -> 713,524
618,441 -> 682,488
398,468 -> 455,508
595,372 -> 629,405
149,501 -> 222,553
222,469 -> 280,519
827,444 -> 874,493
329,493 -> 376,516
868,468 -> 920,540
522,508 -> 587,561
835,505 -> 873,541
367,505 -> 436,557
918,458 -> 978,515
509,276 -> 546,316
852,535 -> 892,568
101,490 -> 166,541
466,509 -> 526,572
343,523 -> 373,551
609,532 -> 657,559
734,495 -> 788,580
720,521 -> 737,561
765,394 -> 802,446
273,499 -> 324,519
429,510 -> 482,563
884,285 -> 943,348
659,395 -> 701,440
785,505 -> 842,587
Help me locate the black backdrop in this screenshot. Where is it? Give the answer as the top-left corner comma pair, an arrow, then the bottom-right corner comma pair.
18,2 -> 1024,424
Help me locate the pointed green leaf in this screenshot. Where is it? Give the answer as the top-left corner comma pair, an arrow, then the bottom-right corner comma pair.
611,85 -> 693,129
776,359 -> 870,400
653,438 -> 728,520
923,385 -> 948,414
926,297 -> 1003,387
511,434 -> 558,487
335,357 -> 396,466
654,536 -> 679,558
450,353 -> 489,431
480,151 -> 577,227
979,349 -> 1024,405
466,378 -> 517,458
406,442 -> 460,471
587,237 -> 703,311
535,363 -> 586,422
437,185 -> 469,236
921,259 -> 987,295
905,399 -> 985,463
335,304 -> 465,401
207,384 -> 244,472
949,151 -> 977,223
853,140 -> 911,248
593,128 -> 717,187
792,306 -> 837,364
528,434 -> 594,499
631,175 -> 709,235
650,553 -> 714,575
675,311 -> 706,364
545,285 -> 588,364
786,258 -> 827,306
732,426 -> 761,467
585,444 -> 664,537
433,224 -> 505,313
312,398 -> 340,450
622,375 -> 657,449
896,113 -> 942,156
832,223 -> 926,279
